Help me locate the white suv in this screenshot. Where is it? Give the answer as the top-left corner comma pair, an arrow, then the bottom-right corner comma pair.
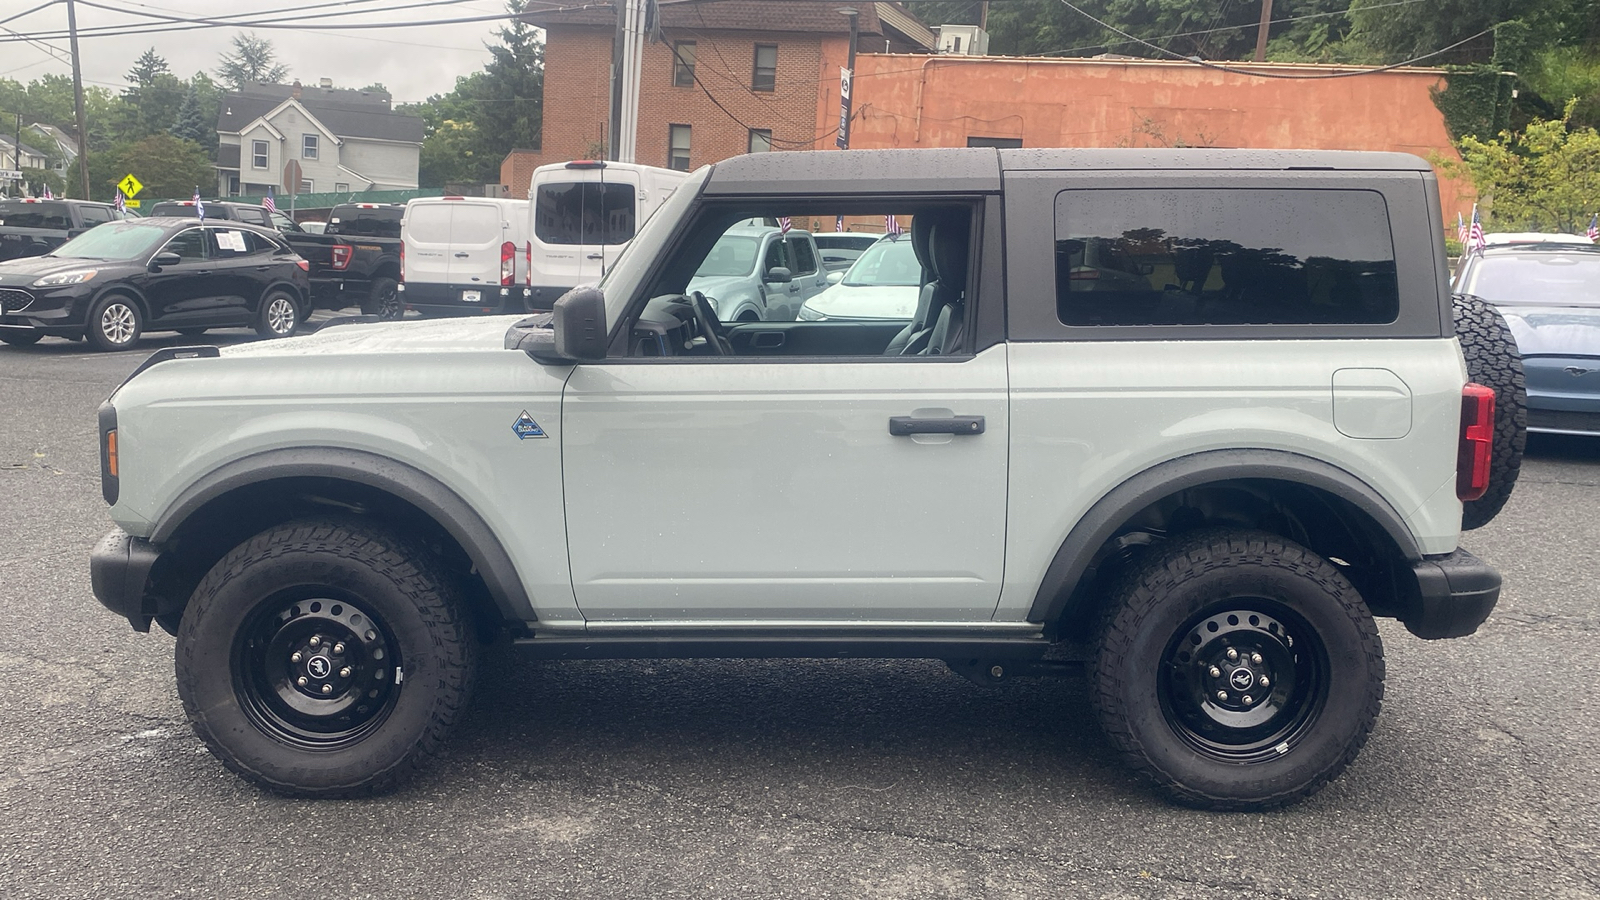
90,148 -> 1523,810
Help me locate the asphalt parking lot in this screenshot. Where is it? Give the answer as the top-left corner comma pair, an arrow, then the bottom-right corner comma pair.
1,327 -> 1597,899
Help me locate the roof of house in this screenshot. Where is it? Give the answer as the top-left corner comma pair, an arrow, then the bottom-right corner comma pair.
0,135 -> 45,158
216,82 -> 425,144
527,0 -> 934,47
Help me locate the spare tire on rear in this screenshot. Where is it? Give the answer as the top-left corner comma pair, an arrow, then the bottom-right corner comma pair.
1452,292 -> 1526,530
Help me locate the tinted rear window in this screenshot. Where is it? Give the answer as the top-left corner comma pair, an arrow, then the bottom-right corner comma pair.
0,201 -> 73,229
535,182 -> 636,245
328,206 -> 403,238
1055,189 -> 1399,327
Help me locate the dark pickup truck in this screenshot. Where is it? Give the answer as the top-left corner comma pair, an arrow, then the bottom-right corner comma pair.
0,198 -> 127,261
146,200 -> 403,317
283,203 -> 404,318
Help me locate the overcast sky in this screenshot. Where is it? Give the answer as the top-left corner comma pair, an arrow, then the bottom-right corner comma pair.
3,0 -> 518,105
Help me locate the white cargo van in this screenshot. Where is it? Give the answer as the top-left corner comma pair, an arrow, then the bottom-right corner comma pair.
525,160 -> 685,308
397,196 -> 532,317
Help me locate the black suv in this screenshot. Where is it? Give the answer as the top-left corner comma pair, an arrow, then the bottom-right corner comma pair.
146,200 -> 303,234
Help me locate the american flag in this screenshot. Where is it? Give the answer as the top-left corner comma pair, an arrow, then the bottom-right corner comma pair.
1456,212 -> 1467,244
835,215 -> 844,232
885,215 -> 902,236
113,191 -> 125,213
193,186 -> 205,220
1467,203 -> 1485,255
1588,213 -> 1599,243
263,186 -> 276,214
778,216 -> 791,234
42,185 -> 53,199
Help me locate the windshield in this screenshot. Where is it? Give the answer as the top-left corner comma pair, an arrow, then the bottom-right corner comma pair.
1464,253 -> 1600,307
0,201 -> 72,230
843,236 -> 922,287
52,221 -> 169,260
600,165 -> 709,325
692,235 -> 759,277
535,181 -> 636,245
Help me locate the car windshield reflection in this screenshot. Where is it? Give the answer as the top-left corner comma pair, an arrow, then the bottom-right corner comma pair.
52,222 -> 168,261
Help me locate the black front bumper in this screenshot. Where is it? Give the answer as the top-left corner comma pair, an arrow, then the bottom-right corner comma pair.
90,528 -> 163,631
1399,548 -> 1501,639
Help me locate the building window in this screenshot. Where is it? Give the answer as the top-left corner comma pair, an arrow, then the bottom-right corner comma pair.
335,182 -> 350,192
302,134 -> 319,160
752,44 -> 777,92
748,129 -> 772,154
673,41 -> 696,87
252,140 -> 268,168
300,179 -> 314,194
228,175 -> 241,195
668,124 -> 691,172
966,136 -> 1023,149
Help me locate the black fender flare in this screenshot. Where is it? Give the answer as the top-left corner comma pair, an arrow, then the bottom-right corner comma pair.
150,446 -> 534,623
260,279 -> 309,307
1027,448 -> 1423,627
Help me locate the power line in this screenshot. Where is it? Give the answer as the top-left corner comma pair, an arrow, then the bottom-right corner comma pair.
1030,0 -> 1427,59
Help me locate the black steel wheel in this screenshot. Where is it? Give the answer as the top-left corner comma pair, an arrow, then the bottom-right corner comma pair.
1158,603 -> 1328,763
1093,529 -> 1384,810
362,276 -> 402,320
234,593 -> 402,750
177,520 -> 477,797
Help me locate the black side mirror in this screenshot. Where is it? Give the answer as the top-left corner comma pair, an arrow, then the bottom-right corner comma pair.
149,252 -> 182,271
506,286 -> 607,365
765,266 -> 793,284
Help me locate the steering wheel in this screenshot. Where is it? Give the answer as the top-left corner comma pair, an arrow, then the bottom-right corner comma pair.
688,291 -> 730,356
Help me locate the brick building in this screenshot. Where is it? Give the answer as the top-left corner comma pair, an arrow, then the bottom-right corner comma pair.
502,1 -> 935,194
509,2 -> 1470,217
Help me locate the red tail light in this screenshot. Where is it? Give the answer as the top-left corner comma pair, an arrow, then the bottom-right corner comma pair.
330,244 -> 353,270
295,258 -> 310,272
1457,383 -> 1496,501
525,241 -> 532,286
399,241 -> 405,283
501,241 -> 516,285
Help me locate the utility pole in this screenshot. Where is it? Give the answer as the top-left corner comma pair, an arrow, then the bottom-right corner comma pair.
65,0 -> 91,199
608,0 -> 645,163
1253,0 -> 1274,63
836,7 -> 858,150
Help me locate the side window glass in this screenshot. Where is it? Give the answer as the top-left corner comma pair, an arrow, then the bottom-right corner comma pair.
787,237 -> 818,276
163,228 -> 208,261
631,206 -> 973,359
764,238 -> 790,274
208,229 -> 253,258
1054,189 -> 1399,327
246,232 -> 282,254
79,205 -> 113,225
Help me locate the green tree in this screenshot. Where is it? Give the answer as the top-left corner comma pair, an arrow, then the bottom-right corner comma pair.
115,133 -> 217,201
475,0 -> 544,161
1439,100 -> 1600,233
418,119 -> 485,187
359,82 -> 389,95
215,32 -> 290,91
170,83 -> 207,145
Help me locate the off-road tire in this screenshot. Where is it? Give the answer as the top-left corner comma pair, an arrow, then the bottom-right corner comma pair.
362,277 -> 402,320
1453,292 -> 1526,530
1092,529 -> 1385,811
85,294 -> 143,352
176,520 -> 477,798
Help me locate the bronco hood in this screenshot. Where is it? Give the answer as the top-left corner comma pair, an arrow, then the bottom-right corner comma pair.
221,315 -> 523,358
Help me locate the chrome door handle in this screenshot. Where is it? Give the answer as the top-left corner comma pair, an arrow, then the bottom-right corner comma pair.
889,415 -> 985,436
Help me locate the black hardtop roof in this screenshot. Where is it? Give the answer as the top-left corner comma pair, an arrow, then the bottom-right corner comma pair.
703,147 -> 1433,195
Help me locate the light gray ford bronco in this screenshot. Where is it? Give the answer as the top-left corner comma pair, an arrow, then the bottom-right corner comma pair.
90,148 -> 1524,809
